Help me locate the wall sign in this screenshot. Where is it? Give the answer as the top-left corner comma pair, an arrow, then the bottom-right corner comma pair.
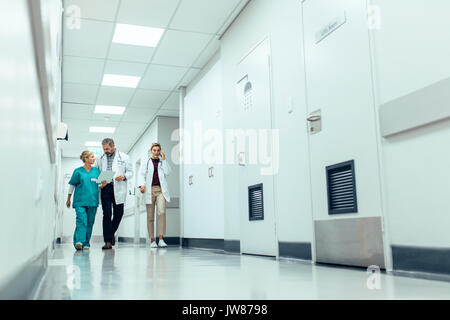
316,12 -> 347,44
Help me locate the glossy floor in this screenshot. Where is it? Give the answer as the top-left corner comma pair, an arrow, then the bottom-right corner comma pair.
35,243 -> 450,300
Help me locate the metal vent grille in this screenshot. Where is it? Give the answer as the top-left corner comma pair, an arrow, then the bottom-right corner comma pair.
326,160 -> 358,215
248,183 -> 264,221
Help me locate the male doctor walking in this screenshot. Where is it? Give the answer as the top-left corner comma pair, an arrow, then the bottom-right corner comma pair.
96,138 -> 133,250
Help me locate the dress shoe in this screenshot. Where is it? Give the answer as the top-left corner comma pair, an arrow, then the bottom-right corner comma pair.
102,242 -> 112,250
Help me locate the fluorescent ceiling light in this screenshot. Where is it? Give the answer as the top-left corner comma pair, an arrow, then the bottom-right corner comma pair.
89,126 -> 116,134
94,105 -> 126,115
85,141 -> 102,147
112,24 -> 165,47
102,74 -> 141,88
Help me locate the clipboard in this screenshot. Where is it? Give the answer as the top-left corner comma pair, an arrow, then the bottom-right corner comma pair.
98,170 -> 115,183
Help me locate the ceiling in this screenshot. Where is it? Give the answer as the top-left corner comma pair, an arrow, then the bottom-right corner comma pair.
61,0 -> 248,158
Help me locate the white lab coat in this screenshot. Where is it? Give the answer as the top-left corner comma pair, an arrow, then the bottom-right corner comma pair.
95,150 -> 133,205
138,156 -> 171,204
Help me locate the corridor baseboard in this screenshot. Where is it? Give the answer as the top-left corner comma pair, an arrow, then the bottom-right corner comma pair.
391,245 -> 450,281
224,240 -> 240,253
0,248 -> 47,299
182,238 -> 224,250
182,238 -> 241,254
118,237 -> 180,245
279,242 -> 312,261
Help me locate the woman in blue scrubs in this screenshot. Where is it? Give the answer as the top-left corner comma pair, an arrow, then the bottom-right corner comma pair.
66,151 -> 101,250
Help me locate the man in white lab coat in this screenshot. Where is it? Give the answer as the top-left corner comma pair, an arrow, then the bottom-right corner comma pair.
96,138 -> 133,249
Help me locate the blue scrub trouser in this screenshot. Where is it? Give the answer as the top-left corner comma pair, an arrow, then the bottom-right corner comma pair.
74,206 -> 97,248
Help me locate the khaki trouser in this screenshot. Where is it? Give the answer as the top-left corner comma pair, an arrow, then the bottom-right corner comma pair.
146,185 -> 166,239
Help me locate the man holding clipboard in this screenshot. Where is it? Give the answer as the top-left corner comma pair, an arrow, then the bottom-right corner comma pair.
95,138 -> 133,250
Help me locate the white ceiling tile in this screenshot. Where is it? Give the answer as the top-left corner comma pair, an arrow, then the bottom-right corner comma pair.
114,142 -> 134,153
114,121 -> 147,136
129,89 -> 171,108
64,119 -> 91,139
62,147 -> 86,158
63,83 -> 99,104
91,111 -> 124,122
116,0 -> 179,28
160,92 -> 179,110
139,64 -> 187,91
180,68 -> 201,87
193,37 -> 220,68
156,109 -> 179,117
89,119 -> 121,128
64,0 -> 120,21
170,0 -> 241,34
152,30 -> 212,67
63,18 -> 114,58
103,60 -> 148,77
121,107 -> 157,123
108,43 -> 155,63
111,137 -> 136,153
96,86 -> 135,106
62,102 -> 94,120
86,132 -> 117,142
63,56 -> 105,85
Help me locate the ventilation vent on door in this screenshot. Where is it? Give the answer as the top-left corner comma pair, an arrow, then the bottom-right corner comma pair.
326,160 -> 358,215
248,183 -> 264,221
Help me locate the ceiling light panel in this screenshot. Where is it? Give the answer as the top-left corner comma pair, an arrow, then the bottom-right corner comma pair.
102,74 -> 141,88
94,105 -> 126,115
112,24 -> 165,47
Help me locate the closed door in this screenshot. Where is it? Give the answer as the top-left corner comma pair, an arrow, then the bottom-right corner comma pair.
303,0 -> 386,268
235,38 -> 277,257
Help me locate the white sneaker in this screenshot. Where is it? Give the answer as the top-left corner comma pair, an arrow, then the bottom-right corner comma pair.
150,241 -> 158,248
158,239 -> 168,247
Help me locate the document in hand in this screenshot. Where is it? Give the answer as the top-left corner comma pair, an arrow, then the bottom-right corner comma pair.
97,170 -> 115,183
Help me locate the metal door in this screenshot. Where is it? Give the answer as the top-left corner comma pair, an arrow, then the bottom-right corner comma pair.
302,0 -> 386,268
235,37 -> 278,257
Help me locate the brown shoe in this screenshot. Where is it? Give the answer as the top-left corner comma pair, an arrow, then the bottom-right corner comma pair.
102,242 -> 112,250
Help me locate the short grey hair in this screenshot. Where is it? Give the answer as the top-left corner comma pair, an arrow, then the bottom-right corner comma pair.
102,138 -> 115,147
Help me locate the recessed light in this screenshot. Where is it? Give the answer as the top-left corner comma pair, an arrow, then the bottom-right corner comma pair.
89,126 -> 116,134
85,141 -> 102,147
94,105 -> 126,115
102,74 -> 141,88
112,23 -> 165,47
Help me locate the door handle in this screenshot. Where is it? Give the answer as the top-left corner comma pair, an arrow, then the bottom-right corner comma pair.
307,115 -> 321,122
208,167 -> 214,178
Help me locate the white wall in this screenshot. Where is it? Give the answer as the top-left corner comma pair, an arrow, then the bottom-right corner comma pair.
184,53 -> 225,239
0,0 -> 62,289
219,0 -> 312,244
371,0 -> 450,248
182,0 -> 450,260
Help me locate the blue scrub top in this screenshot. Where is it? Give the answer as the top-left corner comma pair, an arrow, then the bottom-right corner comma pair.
69,166 -> 101,208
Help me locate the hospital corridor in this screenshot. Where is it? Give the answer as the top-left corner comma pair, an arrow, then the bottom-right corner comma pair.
1,0 -> 450,304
